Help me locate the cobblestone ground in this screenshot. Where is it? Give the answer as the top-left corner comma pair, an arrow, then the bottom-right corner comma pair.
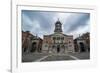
22,52 -> 90,62
22,53 -> 48,62
41,55 -> 74,61
68,52 -> 90,59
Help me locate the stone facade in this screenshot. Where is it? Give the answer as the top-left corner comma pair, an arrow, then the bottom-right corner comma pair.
22,31 -> 33,53
74,32 -> 90,52
22,20 -> 89,54
22,31 -> 43,54
31,36 -> 43,53
42,19 -> 74,54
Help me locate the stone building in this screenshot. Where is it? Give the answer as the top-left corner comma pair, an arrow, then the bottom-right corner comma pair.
22,31 -> 43,54
31,36 -> 43,53
42,19 -> 74,54
22,31 -> 33,53
74,32 -> 90,52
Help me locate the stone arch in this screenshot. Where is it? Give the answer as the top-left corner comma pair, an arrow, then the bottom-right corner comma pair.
30,42 -> 37,52
57,45 -> 60,53
79,42 -> 86,52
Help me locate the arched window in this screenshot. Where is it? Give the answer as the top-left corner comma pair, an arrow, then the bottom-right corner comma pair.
57,37 -> 60,40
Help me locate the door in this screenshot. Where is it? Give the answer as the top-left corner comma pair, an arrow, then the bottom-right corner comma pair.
57,45 -> 60,53
30,42 -> 37,52
79,42 -> 85,52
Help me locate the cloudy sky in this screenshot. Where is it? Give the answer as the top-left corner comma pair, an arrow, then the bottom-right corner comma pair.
22,10 -> 90,39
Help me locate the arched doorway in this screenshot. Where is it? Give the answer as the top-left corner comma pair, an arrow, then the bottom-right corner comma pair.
57,45 -> 60,53
30,42 -> 37,52
79,42 -> 85,52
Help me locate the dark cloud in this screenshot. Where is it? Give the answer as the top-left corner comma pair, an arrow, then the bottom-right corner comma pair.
63,13 -> 90,33
22,10 -> 90,38
22,10 -> 56,33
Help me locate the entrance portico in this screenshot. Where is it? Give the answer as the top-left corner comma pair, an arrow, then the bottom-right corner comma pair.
42,19 -> 74,54
51,44 -> 65,53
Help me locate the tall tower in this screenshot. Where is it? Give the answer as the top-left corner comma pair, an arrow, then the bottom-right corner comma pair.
54,19 -> 62,33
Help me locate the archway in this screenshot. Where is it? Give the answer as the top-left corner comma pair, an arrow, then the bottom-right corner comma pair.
30,42 -> 37,52
57,45 -> 60,53
79,42 -> 85,52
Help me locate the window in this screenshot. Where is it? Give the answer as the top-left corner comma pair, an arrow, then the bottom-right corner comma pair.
61,37 -> 64,40
57,37 -> 60,40
53,37 -> 56,40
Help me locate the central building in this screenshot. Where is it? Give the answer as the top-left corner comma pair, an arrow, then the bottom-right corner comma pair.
42,19 -> 74,54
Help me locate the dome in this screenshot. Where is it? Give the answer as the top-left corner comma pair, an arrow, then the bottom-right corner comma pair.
55,19 -> 62,25
54,19 -> 62,33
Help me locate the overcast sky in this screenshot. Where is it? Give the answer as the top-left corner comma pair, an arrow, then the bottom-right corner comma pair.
22,10 -> 90,39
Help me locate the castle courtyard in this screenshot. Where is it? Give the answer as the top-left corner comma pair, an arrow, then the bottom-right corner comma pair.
22,52 -> 90,62
22,11 -> 90,62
